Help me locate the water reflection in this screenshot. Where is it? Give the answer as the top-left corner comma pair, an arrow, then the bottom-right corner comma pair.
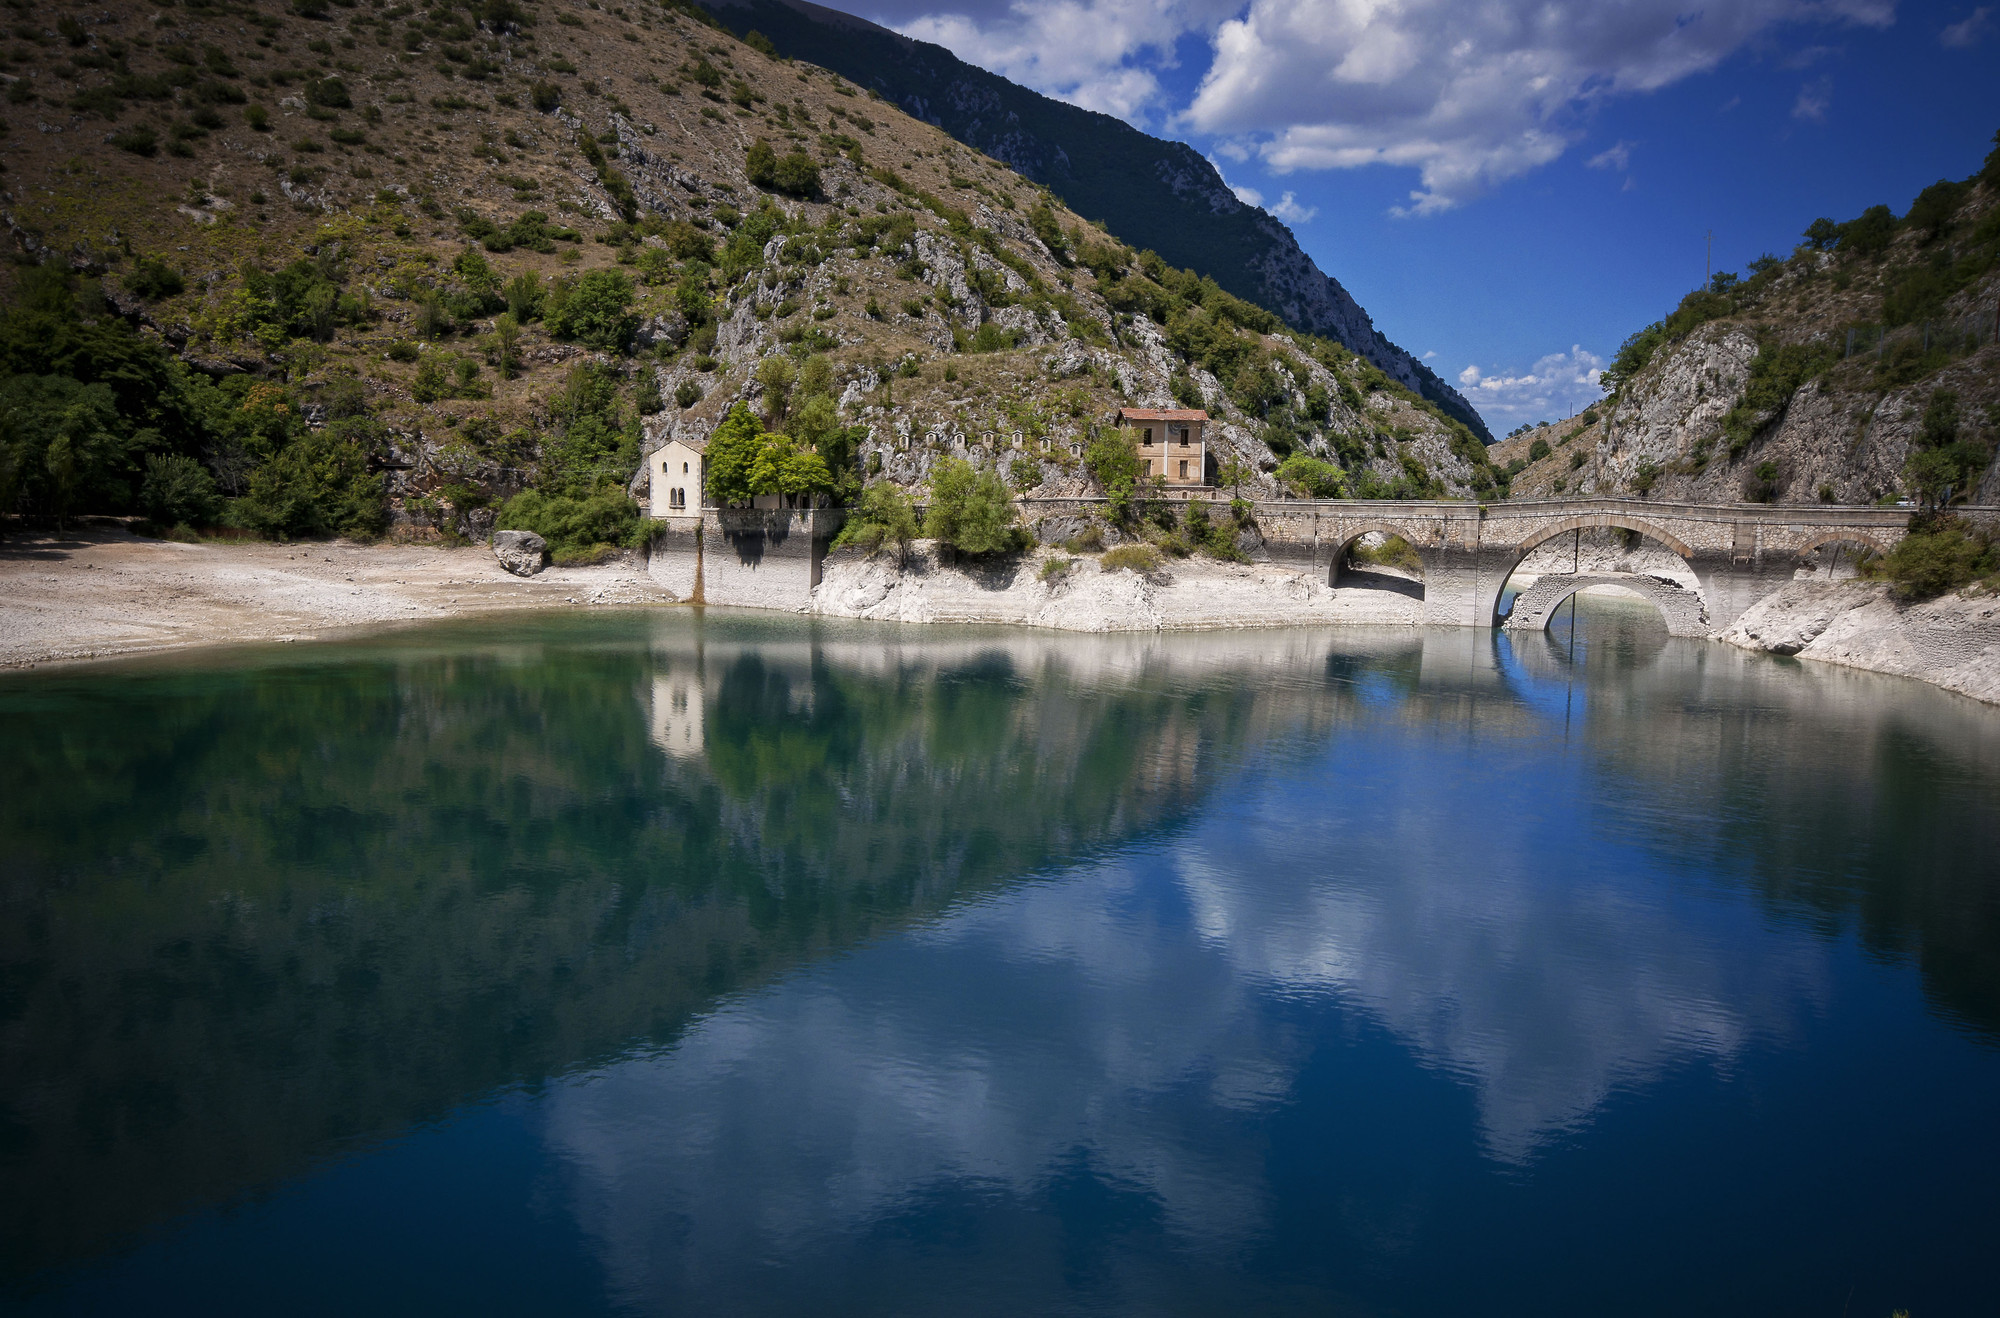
2,605 -> 1998,1310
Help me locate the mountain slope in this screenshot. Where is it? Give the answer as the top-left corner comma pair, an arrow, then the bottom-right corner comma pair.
702,0 -> 1490,440
0,0 -> 1505,547
1491,143 -> 2000,509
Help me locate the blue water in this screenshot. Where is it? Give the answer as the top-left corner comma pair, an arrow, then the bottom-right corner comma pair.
2,602 -> 1996,1315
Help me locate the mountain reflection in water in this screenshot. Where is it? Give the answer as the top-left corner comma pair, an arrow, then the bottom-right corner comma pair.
2,602 -> 1996,1315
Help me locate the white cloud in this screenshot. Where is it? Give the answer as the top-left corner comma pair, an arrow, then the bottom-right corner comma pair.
1179,0 -> 1894,213
1458,344 -> 1607,427
895,0 -> 1245,124
1792,74 -> 1833,120
1587,140 -> 1634,171
1940,7 -> 1991,45
1268,190 -> 1318,223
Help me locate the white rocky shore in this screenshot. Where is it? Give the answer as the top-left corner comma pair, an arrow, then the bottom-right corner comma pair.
1718,580 -> 2000,705
811,543 -> 1425,630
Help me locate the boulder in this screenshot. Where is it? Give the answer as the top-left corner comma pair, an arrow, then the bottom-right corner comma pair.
493,529 -> 548,577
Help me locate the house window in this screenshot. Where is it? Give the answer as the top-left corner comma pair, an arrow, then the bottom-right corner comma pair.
669,487 -> 687,510
1144,427 -> 1154,444
1142,460 -> 1152,477
682,462 -> 690,474
1178,460 -> 1189,480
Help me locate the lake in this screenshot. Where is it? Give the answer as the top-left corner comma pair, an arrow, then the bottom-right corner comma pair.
2,601 -> 1997,1316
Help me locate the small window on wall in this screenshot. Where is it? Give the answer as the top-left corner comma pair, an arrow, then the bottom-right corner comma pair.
1144,427 -> 1154,444
1179,460 -> 1189,479
682,462 -> 690,474
1142,460 -> 1152,477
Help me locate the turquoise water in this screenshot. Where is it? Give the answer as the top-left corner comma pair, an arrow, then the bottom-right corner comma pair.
2,602 -> 1997,1315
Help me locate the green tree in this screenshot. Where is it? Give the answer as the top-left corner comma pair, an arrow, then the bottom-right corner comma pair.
1084,426 -> 1143,521
757,355 -> 797,422
236,427 -> 386,540
705,402 -> 766,505
834,479 -> 919,556
747,432 -> 834,500
925,457 -> 1024,555
745,138 -> 778,189
0,376 -> 132,530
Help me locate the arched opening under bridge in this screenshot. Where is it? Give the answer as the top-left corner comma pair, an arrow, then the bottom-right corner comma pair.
1327,528 -> 1426,602
1794,532 -> 1889,581
1490,519 -> 1708,635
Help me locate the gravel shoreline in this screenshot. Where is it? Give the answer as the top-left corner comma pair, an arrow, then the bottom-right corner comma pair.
0,530 -> 678,670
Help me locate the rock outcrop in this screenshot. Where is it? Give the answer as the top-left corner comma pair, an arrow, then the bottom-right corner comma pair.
493,530 -> 548,578
1720,581 -> 2000,703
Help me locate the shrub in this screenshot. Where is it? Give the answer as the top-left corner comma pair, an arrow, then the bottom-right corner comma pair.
1100,543 -> 1162,574
771,151 -> 820,197
235,429 -> 387,540
307,77 -> 352,109
110,126 -> 158,156
925,457 -> 1026,555
125,256 -> 186,300
832,480 -> 919,554
139,452 -> 220,528
1866,517 -> 1999,600
245,104 -> 270,131
1528,438 -> 1551,463
1038,556 -> 1074,584
1721,339 -> 1835,459
494,487 -> 643,558
545,269 -> 637,351
674,379 -> 703,409
530,79 -> 560,112
1632,460 -> 1663,497
744,29 -> 778,57
503,272 -> 544,321
1275,453 -> 1345,498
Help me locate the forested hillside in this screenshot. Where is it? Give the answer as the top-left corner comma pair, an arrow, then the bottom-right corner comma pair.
0,0 -> 1502,559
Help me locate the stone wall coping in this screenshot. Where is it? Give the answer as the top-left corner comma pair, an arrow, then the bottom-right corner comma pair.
1011,496 -> 1973,528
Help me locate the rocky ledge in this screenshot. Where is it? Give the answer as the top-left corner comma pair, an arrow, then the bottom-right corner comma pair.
810,543 -> 1426,632
1719,581 -> 2000,704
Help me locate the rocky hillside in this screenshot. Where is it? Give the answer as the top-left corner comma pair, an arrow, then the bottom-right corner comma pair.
694,0 -> 1489,440
0,0 -> 1503,548
1493,140 -> 2000,508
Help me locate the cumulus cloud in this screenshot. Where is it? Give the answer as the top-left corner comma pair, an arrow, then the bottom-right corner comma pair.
1458,344 -> 1606,427
1792,74 -> 1833,120
1176,0 -> 1894,213
1940,6 -> 1991,45
895,0 -> 1244,122
1268,191 -> 1318,223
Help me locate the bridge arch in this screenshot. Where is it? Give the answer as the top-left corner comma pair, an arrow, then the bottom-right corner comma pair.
1502,573 -> 1710,638
1482,514 -> 1706,629
1326,523 -> 1430,591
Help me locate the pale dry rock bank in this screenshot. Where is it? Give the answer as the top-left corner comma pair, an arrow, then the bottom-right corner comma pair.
811,543 -> 1424,631
1720,580 -> 2000,704
0,531 -> 677,669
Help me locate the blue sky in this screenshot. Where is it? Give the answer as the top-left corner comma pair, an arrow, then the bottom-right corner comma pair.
811,0 -> 2000,430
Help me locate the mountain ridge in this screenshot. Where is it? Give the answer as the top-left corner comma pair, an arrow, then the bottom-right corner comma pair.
701,0 -> 1492,440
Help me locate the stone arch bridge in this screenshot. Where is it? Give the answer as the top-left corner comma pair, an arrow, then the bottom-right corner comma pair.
1241,497 -> 1916,633
654,497 -> 1960,635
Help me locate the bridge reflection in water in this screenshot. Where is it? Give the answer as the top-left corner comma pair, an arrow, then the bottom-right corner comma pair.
2,608 -> 1997,1312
